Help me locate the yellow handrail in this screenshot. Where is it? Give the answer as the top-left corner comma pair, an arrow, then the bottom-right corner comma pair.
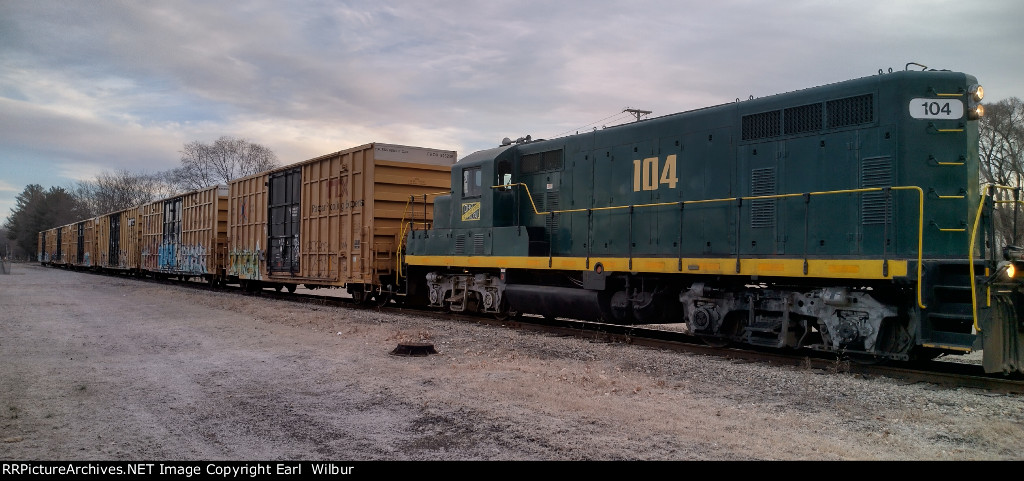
968,184 -> 1020,331
891,186 -> 926,309
495,183 -> 929,308
396,191 -> 452,280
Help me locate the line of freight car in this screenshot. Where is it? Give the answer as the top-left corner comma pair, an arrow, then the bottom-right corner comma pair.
38,142 -> 457,298
38,184 -> 227,282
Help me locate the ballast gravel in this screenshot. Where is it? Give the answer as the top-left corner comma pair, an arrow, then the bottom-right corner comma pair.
2,263 -> 1023,461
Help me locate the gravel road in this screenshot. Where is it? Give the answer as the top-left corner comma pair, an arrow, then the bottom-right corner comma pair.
2,263 -> 1023,461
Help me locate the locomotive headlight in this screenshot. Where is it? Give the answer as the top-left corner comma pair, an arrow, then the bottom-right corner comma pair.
967,84 -> 985,120
1012,260 -> 1024,280
997,260 -> 1024,281
969,84 -> 984,102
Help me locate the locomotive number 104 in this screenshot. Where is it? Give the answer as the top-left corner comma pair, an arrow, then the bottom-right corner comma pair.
632,155 -> 679,192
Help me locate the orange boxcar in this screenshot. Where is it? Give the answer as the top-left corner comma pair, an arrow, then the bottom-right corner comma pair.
228,142 -> 455,300
94,205 -> 143,271
141,185 -> 228,281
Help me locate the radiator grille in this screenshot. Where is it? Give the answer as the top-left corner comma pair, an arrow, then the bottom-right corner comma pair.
473,234 -> 485,255
750,167 -> 777,228
545,191 -> 560,232
784,103 -> 823,135
860,156 -> 892,225
827,94 -> 873,128
741,110 -> 781,141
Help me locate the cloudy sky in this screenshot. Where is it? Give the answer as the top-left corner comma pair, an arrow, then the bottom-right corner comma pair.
2,0 -> 1023,224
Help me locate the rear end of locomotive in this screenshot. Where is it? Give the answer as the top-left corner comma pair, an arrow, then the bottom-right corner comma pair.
403,68 -> 1024,374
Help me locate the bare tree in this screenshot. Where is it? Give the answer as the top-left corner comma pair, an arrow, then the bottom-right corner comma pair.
978,97 -> 1024,249
170,136 -> 280,192
72,169 -> 178,217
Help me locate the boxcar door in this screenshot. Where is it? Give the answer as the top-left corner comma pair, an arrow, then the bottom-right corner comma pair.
77,222 -> 85,264
162,197 -> 182,270
109,212 -> 121,267
268,168 -> 301,275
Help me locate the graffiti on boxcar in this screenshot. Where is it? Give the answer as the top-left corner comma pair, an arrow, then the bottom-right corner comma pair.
239,198 -> 248,222
328,177 -> 347,199
147,241 -> 210,275
229,243 -> 263,280
158,241 -> 177,270
142,240 -> 160,271
179,244 -> 209,274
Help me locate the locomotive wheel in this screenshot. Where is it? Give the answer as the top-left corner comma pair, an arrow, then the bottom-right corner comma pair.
493,298 -> 520,321
850,317 -> 913,365
699,312 -> 741,348
286,284 -> 296,294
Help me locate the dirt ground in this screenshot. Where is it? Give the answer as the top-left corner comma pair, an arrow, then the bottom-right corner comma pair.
2,263 -> 1023,461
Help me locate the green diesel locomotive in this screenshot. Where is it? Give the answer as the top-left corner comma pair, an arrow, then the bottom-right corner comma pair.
403,67 -> 1024,374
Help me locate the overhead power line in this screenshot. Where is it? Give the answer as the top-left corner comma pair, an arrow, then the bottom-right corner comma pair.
551,106 -> 652,138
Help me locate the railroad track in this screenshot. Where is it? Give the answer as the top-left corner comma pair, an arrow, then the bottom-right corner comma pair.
59,265 -> 1024,395
252,283 -> 1024,396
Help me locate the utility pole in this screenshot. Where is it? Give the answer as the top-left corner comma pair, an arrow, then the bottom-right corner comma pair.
623,108 -> 652,122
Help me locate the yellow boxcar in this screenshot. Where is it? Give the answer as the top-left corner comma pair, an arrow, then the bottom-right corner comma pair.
42,226 -> 61,264
94,205 -> 143,271
68,219 -> 97,268
55,222 -> 91,267
228,142 -> 455,299
95,213 -> 113,268
141,185 -> 228,281
37,231 -> 44,263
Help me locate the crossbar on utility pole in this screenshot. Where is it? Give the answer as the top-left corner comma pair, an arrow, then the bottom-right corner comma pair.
624,108 -> 652,122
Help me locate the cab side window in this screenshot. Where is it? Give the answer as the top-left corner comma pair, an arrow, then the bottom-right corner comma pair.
497,160 -> 512,190
463,167 -> 482,198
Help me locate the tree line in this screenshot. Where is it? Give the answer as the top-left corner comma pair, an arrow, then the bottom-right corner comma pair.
2,136 -> 279,259
979,98 -> 1024,251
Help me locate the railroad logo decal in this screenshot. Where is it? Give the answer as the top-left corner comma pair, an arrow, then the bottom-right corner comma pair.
461,202 -> 481,221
